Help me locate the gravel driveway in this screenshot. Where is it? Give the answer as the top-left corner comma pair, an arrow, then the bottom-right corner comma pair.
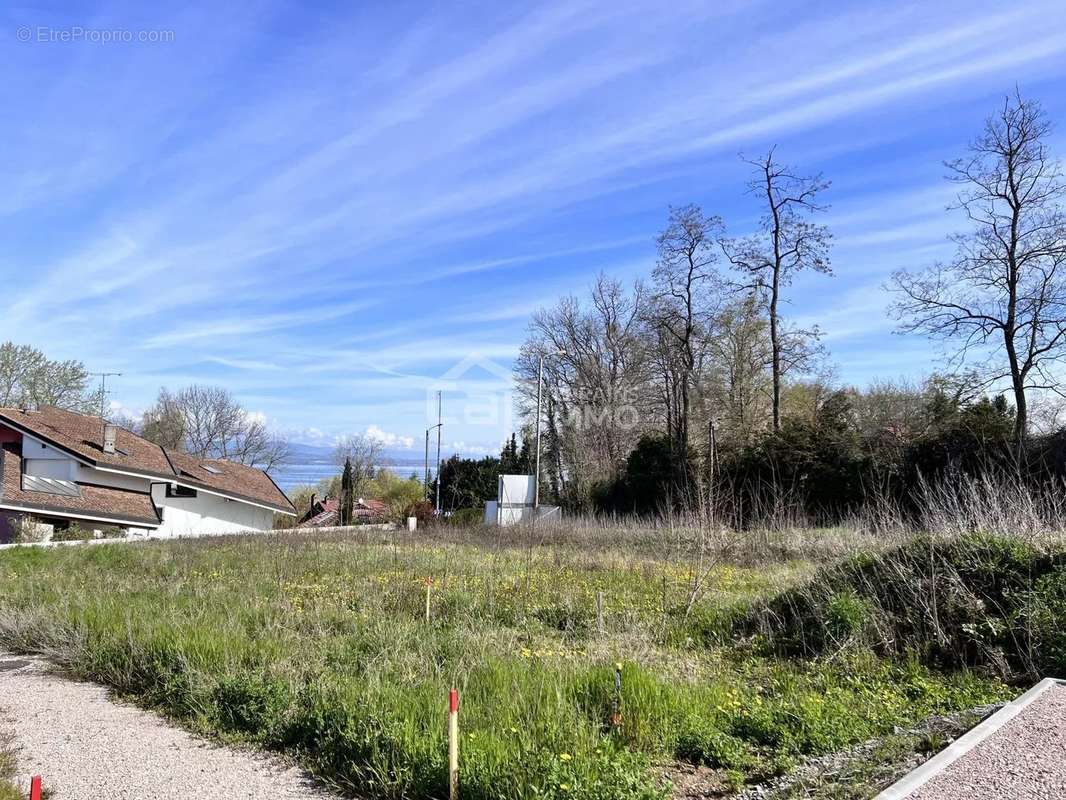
0,653 -> 343,799
907,682 -> 1066,800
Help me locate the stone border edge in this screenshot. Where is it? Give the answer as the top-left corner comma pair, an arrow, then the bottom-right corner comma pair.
874,677 -> 1065,799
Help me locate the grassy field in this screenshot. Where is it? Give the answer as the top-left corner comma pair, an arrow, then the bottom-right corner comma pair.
0,526 -> 1010,799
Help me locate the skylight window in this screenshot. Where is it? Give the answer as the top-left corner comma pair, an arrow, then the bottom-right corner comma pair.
22,475 -> 81,498
204,465 -> 222,474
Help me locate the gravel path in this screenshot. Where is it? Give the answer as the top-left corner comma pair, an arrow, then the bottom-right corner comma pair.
908,683 -> 1066,800
0,653 -> 343,799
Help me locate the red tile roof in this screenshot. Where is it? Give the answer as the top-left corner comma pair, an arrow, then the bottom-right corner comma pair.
0,406 -> 294,515
297,497 -> 388,528
0,442 -> 161,527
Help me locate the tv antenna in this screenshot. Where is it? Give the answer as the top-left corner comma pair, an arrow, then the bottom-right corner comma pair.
89,372 -> 122,443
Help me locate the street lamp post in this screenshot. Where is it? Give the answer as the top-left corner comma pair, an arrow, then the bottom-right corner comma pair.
435,391 -> 443,515
425,421 -> 442,504
423,391 -> 443,513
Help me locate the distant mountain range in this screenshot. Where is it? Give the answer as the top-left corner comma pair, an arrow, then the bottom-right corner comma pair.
285,441 -> 429,468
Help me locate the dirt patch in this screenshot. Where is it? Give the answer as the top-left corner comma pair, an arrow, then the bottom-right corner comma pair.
0,654 -> 341,800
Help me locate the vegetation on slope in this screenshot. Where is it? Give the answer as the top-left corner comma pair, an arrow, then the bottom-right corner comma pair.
0,531 -> 1009,799
751,533 -> 1066,681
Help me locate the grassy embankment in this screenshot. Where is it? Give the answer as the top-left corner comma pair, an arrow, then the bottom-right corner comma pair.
0,525 -> 1013,799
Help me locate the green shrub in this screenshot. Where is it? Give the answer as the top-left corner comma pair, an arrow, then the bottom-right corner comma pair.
750,533 -> 1066,679
50,524 -> 93,542
674,719 -> 752,770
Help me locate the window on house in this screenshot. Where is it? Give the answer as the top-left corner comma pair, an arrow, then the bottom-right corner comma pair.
166,484 -> 197,498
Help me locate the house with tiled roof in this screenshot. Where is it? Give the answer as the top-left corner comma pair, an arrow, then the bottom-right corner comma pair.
0,406 -> 295,542
297,494 -> 388,528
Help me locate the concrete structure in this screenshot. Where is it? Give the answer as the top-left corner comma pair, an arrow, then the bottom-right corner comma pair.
0,406 -> 294,541
483,474 -> 560,526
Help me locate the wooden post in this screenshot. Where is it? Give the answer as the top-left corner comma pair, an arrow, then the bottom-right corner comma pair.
29,776 -> 42,800
610,663 -> 623,729
595,591 -> 605,636
448,688 -> 459,800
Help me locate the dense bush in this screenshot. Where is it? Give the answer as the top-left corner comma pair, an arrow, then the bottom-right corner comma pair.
592,434 -> 696,516
720,391 -> 874,521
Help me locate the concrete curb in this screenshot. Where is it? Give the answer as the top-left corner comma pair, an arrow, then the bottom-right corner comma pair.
875,677 -> 1065,799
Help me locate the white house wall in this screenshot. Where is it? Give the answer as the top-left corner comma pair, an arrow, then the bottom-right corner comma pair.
13,432 -> 277,536
19,436 -> 146,491
150,484 -> 274,537
72,464 -> 149,491
21,435 -> 76,480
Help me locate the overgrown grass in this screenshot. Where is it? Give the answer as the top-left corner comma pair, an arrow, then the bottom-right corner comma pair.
0,530 -> 1009,799
751,532 -> 1066,681
0,724 -> 22,800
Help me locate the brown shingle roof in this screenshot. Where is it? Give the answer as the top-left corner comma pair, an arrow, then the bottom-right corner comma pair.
0,406 -> 294,515
0,406 -> 173,475
163,448 -> 294,514
0,442 -> 161,526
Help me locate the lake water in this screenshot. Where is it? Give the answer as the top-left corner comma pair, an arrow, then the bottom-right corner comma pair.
273,462 -> 431,493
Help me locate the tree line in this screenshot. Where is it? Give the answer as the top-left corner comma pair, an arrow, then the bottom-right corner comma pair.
512,92 -> 1066,521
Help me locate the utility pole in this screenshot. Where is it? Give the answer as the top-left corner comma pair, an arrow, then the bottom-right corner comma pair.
435,391 -> 443,515
425,420 -> 442,503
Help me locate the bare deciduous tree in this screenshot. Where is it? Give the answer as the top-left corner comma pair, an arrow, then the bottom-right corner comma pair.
648,205 -> 724,463
140,388 -> 186,449
333,433 -> 383,495
141,385 -> 289,470
891,93 -> 1066,459
705,296 -> 772,446
722,149 -> 832,431
0,342 -> 103,413
515,274 -> 652,498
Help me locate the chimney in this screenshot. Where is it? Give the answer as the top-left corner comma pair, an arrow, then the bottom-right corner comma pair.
309,493 -> 317,511
102,423 -> 118,454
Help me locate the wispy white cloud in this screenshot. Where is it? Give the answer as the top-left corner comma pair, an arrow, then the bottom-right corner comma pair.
2,0 -> 1064,452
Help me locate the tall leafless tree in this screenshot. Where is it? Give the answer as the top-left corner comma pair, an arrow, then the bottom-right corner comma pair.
333,433 -> 383,495
515,274 -> 652,499
891,93 -> 1066,460
648,205 -> 724,463
141,384 -> 289,470
722,150 -> 832,431
704,296 -> 772,446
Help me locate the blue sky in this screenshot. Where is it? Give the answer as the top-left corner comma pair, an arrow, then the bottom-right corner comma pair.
3,1 -> 1066,457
